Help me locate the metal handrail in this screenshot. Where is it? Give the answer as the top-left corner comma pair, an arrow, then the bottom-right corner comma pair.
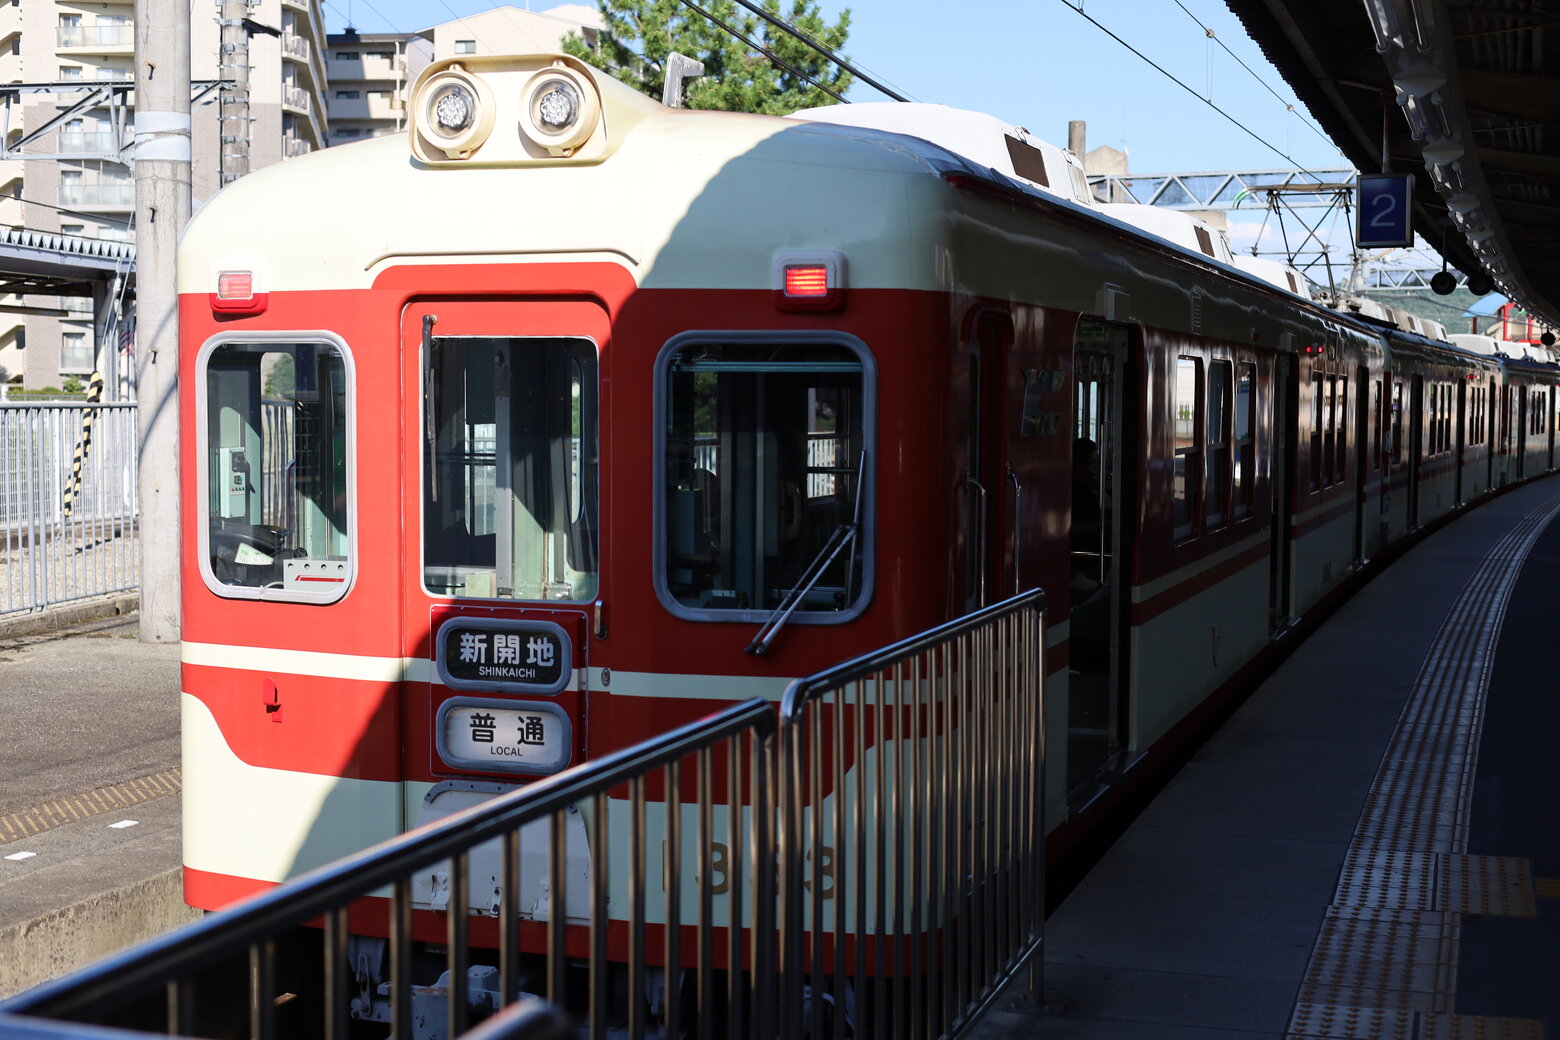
779,587 -> 1047,1040
3,597 -> 1047,1040
782,588 -> 1046,711
4,699 -> 779,1035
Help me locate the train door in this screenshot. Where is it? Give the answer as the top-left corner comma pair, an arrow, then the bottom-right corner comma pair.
1067,318 -> 1135,791
1408,376 -> 1423,528
1268,353 -> 1296,633
957,311 -> 1014,615
1353,365 -> 1369,563
400,298 -> 603,833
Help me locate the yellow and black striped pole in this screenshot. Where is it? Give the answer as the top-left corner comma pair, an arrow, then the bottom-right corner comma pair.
61,370 -> 105,519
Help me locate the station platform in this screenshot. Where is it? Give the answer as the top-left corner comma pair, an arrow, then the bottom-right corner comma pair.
974,473 -> 1560,1040
0,614 -> 193,998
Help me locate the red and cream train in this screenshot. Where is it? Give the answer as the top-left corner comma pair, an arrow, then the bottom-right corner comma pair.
177,51 -> 1557,1012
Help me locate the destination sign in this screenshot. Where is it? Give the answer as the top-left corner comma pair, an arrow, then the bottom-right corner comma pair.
435,698 -> 573,775
435,617 -> 572,694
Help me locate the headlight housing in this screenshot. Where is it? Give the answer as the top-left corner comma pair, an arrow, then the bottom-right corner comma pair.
413,66 -> 495,160
518,65 -> 600,157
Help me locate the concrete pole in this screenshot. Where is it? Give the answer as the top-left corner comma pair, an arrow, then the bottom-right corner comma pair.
133,0 -> 191,642
218,0 -> 251,184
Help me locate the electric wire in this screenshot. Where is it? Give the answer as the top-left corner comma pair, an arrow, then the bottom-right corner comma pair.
1170,0 -> 1335,150
725,0 -> 907,101
676,0 -> 848,104
1054,0 -> 1326,178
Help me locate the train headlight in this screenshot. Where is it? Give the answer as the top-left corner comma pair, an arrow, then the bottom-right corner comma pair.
414,67 -> 495,160
433,84 -> 475,132
519,65 -> 599,156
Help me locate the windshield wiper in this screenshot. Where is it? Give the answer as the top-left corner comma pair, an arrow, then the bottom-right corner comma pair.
746,449 -> 865,656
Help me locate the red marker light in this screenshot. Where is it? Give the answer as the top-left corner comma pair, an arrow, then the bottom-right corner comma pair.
217,271 -> 254,300
784,265 -> 829,297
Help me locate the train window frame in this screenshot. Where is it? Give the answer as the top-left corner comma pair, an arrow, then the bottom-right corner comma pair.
1309,371 -> 1324,493
194,331 -> 358,605
652,330 -> 876,625
419,334 -> 601,604
1172,355 -> 1202,542
1233,361 -> 1255,519
1205,358 -> 1231,529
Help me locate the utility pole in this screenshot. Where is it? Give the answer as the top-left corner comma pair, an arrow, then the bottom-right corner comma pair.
134,0 -> 191,642
218,0 -> 251,184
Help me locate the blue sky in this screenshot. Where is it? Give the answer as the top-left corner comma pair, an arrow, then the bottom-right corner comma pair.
320,0 -> 1350,175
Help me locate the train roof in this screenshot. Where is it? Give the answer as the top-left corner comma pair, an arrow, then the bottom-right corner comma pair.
789,102 -> 1096,208
1229,254 -> 1312,300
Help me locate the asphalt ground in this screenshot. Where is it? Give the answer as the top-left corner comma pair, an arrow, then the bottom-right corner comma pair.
0,613 -> 196,998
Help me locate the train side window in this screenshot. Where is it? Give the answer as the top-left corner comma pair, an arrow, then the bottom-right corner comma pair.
1309,372 -> 1323,492
1234,362 -> 1255,518
1332,375 -> 1347,483
656,335 -> 871,621
1426,383 -> 1439,458
198,337 -> 353,602
1173,356 -> 1201,540
1206,360 -> 1231,528
1389,380 -> 1403,465
423,337 -> 598,602
1372,377 -> 1383,469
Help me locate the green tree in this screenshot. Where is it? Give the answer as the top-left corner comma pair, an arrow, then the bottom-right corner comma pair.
564,0 -> 852,116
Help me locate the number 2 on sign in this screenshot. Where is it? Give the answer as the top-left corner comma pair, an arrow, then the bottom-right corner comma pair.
1370,192 -> 1398,230
661,841 -> 836,899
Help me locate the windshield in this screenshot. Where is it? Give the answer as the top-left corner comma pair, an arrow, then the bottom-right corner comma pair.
661,339 -> 868,617
424,335 -> 598,601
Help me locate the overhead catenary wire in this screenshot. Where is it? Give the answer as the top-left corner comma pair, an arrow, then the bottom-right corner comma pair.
1170,0 -> 1336,151
677,0 -> 849,104
1055,0 -> 1327,180
724,0 -> 909,102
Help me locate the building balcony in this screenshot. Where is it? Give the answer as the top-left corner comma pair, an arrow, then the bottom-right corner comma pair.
59,182 -> 134,210
282,32 -> 312,63
284,137 -> 312,158
327,95 -> 400,122
282,87 -> 311,115
57,25 -> 134,55
57,131 -> 128,156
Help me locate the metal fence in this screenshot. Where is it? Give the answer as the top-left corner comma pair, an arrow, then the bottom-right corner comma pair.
1,403 -> 139,618
779,588 -> 1047,1039
0,591 -> 1045,1040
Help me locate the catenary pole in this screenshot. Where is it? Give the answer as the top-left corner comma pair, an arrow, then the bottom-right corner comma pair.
133,0 -> 190,642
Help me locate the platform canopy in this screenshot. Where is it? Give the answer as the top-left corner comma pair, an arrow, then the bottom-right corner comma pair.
1227,0 -> 1560,325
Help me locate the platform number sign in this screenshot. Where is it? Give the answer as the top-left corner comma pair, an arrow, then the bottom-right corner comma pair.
1357,173 -> 1416,248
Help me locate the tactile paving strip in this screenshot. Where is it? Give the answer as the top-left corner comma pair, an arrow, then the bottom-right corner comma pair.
1287,492 -> 1560,1038
0,769 -> 182,845
1437,855 -> 1537,918
1418,1014 -> 1545,1040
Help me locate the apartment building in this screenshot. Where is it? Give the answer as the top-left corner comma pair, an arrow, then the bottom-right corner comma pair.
323,5 -> 602,146
0,0 -> 330,390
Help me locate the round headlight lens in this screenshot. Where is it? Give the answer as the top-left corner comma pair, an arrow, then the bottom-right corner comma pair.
533,79 -> 581,132
433,86 -> 474,133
